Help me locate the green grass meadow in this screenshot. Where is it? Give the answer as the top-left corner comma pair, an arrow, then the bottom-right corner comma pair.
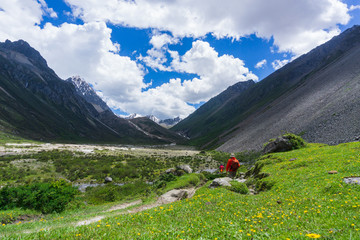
1,142 -> 360,239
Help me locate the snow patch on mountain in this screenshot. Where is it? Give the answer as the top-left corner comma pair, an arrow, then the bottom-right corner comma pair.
66,76 -> 110,113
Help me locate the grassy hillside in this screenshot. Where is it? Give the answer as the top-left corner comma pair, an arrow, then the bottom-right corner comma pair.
1,141 -> 359,239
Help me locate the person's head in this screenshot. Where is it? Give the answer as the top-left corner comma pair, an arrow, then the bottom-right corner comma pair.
230,153 -> 235,158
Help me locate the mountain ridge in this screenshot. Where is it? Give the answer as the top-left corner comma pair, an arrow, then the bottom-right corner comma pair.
173,25 -> 360,151
0,39 -> 184,144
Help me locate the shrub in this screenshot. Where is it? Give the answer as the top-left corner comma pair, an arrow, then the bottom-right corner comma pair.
263,133 -> 306,153
85,181 -> 150,204
163,173 -> 205,192
245,161 -> 265,178
201,171 -> 226,180
227,181 -> 249,194
0,180 -> 78,214
245,177 -> 256,187
283,133 -> 306,150
255,179 -> 275,192
153,173 -> 177,189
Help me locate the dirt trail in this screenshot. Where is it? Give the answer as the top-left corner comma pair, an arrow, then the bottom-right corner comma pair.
75,188 -> 196,226
76,199 -> 143,226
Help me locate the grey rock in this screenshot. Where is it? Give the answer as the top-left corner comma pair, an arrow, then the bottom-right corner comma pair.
104,176 -> 113,183
209,177 -> 247,188
263,136 -> 294,154
156,189 -> 188,204
237,172 -> 245,178
165,168 -> 176,174
209,177 -> 232,188
343,177 -> 360,185
235,179 -> 247,183
176,165 -> 193,174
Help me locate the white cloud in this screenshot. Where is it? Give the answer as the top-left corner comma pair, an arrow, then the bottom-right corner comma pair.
350,5 -> 360,11
150,32 -> 178,49
255,59 -> 267,69
38,0 -> 58,18
138,33 -> 177,72
272,59 -> 290,70
108,84 -> 196,119
0,0 -> 357,120
166,40 -> 257,103
66,0 -> 351,55
116,40 -> 258,118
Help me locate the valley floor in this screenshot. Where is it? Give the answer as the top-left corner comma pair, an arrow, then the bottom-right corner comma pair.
1,141 -> 360,239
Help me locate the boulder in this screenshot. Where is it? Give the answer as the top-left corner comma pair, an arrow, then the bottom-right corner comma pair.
343,177 -> 360,185
235,179 -> 247,183
104,176 -> 113,183
263,134 -> 305,153
157,189 -> 188,204
165,168 -> 176,174
209,177 -> 232,188
176,164 -> 193,174
263,136 -> 293,153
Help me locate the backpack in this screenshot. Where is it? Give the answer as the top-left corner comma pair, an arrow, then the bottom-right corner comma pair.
230,159 -> 240,171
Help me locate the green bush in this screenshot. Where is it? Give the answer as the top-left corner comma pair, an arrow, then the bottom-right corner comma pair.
226,181 -> 249,194
0,180 -> 77,213
283,133 -> 306,150
255,179 -> 275,192
263,133 -> 306,151
245,177 -> 256,187
85,181 -> 151,204
153,173 -> 177,189
201,171 -> 226,180
163,173 -> 205,192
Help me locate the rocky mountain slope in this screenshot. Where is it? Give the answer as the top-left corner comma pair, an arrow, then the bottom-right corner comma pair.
159,117 -> 182,128
125,113 -> 182,128
66,76 -> 110,113
173,25 -> 360,151
67,76 -> 184,143
129,117 -> 186,143
172,80 -> 256,144
0,40 -> 184,144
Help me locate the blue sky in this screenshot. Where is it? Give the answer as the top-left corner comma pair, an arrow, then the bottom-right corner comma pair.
0,0 -> 359,119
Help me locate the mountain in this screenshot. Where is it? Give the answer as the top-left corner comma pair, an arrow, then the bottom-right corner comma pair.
129,117 -> 186,144
67,77 -> 185,144
173,25 -> 360,151
66,76 -> 110,113
146,115 -> 160,124
172,80 -> 256,143
159,117 -> 182,128
0,39 -> 184,144
125,113 -> 143,119
124,113 -> 181,128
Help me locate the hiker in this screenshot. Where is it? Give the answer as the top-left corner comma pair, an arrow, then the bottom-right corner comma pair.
226,153 -> 240,178
219,164 -> 225,173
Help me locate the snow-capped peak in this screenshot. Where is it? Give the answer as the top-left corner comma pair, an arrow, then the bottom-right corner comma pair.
146,115 -> 160,123
125,113 -> 143,119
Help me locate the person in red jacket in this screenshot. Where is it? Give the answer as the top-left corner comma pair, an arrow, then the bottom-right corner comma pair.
219,164 -> 225,173
226,153 -> 240,178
